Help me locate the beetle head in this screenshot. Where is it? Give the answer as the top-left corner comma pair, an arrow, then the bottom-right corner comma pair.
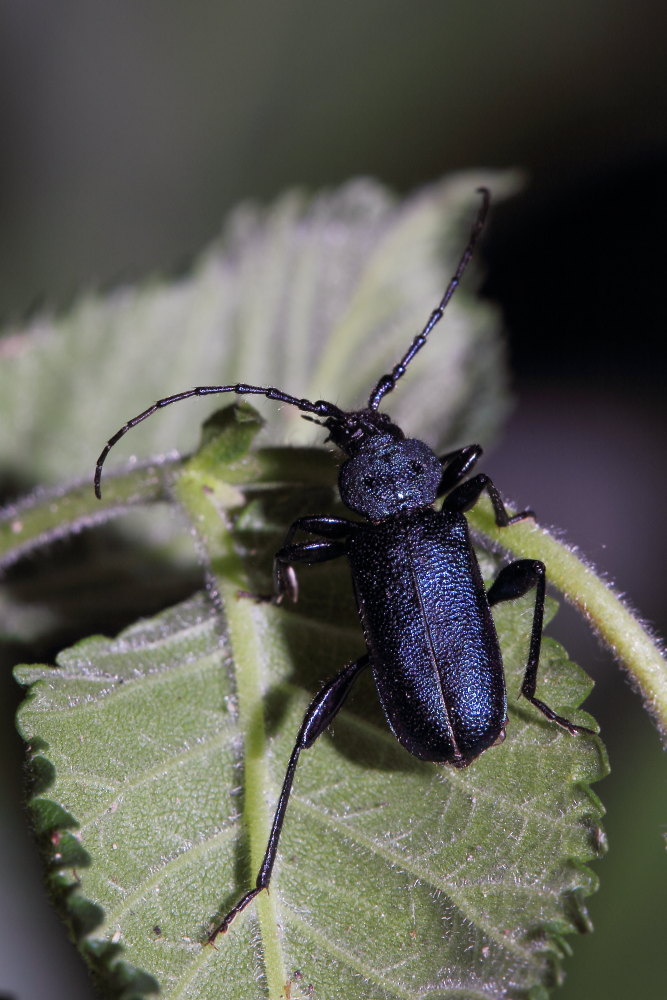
338,431 -> 441,520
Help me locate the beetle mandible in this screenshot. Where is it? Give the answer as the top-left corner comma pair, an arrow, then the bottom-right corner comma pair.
94,188 -> 594,939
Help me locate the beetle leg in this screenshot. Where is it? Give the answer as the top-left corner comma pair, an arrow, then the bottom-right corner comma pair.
443,472 -> 534,525
274,516 -> 354,602
274,539 -> 347,603
437,444 -> 482,495
208,654 -> 371,941
487,560 -> 596,736
281,515 -> 356,545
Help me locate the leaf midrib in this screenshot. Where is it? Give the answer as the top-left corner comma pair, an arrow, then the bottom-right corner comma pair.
219,578 -> 288,996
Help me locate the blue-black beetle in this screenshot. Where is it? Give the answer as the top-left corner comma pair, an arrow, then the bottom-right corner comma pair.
95,189 -> 594,937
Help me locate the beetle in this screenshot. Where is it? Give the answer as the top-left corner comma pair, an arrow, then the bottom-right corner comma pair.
94,188 -> 594,939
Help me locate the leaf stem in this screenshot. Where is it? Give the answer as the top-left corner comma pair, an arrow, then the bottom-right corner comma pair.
469,499 -> 667,743
175,462 -> 287,998
219,582 -> 288,998
0,459 -> 180,570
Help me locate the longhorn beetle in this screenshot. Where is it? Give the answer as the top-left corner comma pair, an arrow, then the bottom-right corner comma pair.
94,188 -> 594,939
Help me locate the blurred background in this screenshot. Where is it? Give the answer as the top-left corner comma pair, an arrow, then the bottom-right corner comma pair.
1,2 -> 665,998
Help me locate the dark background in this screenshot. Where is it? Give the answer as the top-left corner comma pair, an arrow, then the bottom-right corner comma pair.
1,3 -> 665,999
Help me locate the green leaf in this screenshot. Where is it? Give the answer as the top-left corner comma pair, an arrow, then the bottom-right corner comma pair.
0,172 -> 517,488
15,407 -> 607,1000
6,175 -> 618,998
16,599 -> 605,1000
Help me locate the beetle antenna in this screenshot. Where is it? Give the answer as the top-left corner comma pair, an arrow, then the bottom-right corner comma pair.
94,383 -> 342,498
367,187 -> 490,411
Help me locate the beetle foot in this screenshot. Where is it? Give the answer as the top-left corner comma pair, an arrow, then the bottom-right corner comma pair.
275,565 -> 299,603
207,886 -> 263,944
507,508 -> 535,524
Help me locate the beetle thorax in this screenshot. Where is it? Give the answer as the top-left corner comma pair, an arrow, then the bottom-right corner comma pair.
338,434 -> 442,520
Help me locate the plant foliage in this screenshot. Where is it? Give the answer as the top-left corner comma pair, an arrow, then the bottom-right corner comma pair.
3,176 -> 616,999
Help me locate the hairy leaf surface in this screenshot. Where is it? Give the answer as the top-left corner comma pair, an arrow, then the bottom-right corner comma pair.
7,176 -> 608,1000
16,417 -> 606,1000
0,173 -> 514,487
